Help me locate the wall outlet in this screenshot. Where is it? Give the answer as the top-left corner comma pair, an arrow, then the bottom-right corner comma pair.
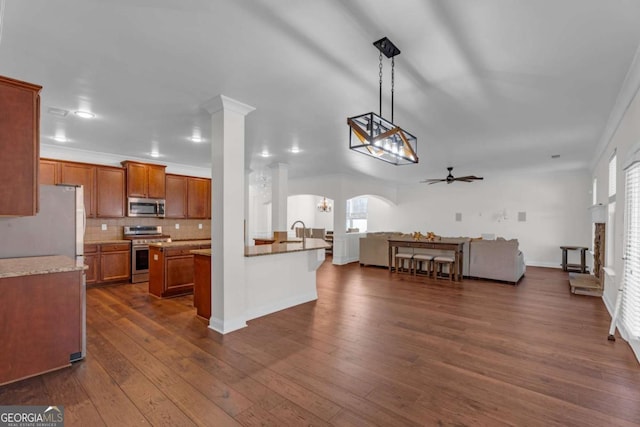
153,254 -> 158,261
198,223 -> 203,229
101,224 -> 107,231
175,223 -> 180,230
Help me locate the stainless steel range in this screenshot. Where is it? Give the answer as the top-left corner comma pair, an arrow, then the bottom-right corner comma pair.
124,225 -> 171,283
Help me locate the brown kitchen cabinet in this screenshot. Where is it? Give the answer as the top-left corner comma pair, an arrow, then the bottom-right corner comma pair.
193,252 -> 212,320
0,268 -> 82,385
84,243 -> 99,285
188,177 -> 211,219
39,159 -> 60,186
166,174 -> 211,219
121,161 -> 166,199
42,159 -> 126,218
149,242 -> 211,298
84,242 -> 130,286
59,161 -> 96,217
96,166 -> 125,218
0,75 -> 42,216
165,174 -> 188,218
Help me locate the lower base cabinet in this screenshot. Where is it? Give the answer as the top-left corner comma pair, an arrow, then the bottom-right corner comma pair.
0,270 -> 82,385
149,243 -> 211,298
84,242 -> 131,286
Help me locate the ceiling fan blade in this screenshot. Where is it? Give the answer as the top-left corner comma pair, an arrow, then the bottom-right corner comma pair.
454,175 -> 483,181
420,178 -> 446,183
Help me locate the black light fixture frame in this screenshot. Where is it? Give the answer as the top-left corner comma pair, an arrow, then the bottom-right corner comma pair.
348,37 -> 418,166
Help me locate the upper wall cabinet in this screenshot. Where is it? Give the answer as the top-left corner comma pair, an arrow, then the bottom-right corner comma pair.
95,166 -> 125,218
121,161 -> 166,199
41,159 -> 125,218
0,75 -> 42,216
59,161 -> 96,218
165,174 -> 211,219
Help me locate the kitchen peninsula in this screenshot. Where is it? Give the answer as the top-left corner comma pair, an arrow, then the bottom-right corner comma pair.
192,238 -> 330,322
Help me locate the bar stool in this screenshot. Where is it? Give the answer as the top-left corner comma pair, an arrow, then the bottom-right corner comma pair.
433,256 -> 455,281
413,254 -> 434,277
394,249 -> 414,274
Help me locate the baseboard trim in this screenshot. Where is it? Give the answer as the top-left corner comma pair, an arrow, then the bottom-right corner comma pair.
208,316 -> 247,335
526,261 -> 562,269
332,256 -> 359,265
246,291 -> 318,321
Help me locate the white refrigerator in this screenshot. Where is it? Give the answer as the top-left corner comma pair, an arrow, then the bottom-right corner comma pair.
0,184 -> 86,361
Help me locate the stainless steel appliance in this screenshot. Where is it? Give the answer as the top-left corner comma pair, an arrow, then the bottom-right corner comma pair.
0,184 -> 86,362
127,197 -> 165,218
124,225 -> 171,283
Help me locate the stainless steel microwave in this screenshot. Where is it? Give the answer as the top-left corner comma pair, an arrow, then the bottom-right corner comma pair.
127,197 -> 165,217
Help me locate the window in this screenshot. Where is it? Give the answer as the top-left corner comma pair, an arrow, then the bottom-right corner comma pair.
621,161 -> 640,339
593,177 -> 597,205
346,196 -> 368,232
607,153 -> 617,267
609,152 -> 617,199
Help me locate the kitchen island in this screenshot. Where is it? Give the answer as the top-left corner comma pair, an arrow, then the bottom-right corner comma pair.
193,238 -> 330,325
148,240 -> 211,298
0,255 -> 86,385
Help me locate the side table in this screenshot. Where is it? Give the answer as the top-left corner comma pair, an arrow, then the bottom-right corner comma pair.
560,246 -> 589,273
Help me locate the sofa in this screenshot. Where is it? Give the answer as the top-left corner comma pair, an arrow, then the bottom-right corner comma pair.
359,232 -> 404,268
359,232 -> 472,276
468,238 -> 526,284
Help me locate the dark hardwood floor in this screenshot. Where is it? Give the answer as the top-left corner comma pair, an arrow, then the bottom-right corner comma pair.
2,262 -> 639,426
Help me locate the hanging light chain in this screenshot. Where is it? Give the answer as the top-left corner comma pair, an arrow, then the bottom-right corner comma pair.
391,56 -> 395,123
378,51 -> 383,117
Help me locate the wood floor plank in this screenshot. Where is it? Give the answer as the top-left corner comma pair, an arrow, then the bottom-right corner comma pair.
85,325 -> 197,427
72,350 -> 151,426
41,366 -> 106,427
92,311 -> 241,427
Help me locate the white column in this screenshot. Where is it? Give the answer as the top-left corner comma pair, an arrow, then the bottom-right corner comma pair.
271,162 -> 288,233
331,195 -> 349,264
203,95 -> 255,334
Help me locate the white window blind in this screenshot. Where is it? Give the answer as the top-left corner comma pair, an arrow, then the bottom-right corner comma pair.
609,153 -> 617,199
621,162 -> 640,339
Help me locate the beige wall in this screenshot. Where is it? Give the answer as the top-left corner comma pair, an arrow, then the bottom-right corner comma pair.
85,218 -> 211,241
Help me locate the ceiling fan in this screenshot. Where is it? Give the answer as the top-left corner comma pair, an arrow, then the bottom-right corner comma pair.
421,167 -> 484,185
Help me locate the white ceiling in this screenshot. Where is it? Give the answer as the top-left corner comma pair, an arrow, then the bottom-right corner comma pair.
1,0 -> 639,183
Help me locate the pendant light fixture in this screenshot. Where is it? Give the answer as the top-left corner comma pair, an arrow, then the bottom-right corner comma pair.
348,37 -> 418,165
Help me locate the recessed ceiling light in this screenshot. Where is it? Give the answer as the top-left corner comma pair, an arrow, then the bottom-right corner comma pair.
52,135 -> 68,143
289,147 -> 301,154
150,150 -> 160,158
190,136 -> 203,143
74,110 -> 95,119
551,154 -> 560,159
260,150 -> 271,158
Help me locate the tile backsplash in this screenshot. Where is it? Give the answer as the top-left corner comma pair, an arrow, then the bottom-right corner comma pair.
85,218 -> 211,241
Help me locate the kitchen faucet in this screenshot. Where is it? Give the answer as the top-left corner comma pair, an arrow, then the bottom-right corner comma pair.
290,220 -> 306,247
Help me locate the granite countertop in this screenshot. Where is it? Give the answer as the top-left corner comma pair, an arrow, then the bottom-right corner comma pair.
190,249 -> 212,257
149,239 -> 212,248
244,238 -> 331,257
85,239 -> 130,245
0,255 -> 87,279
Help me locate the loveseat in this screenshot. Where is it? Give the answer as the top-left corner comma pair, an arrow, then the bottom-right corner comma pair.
468,238 -> 525,284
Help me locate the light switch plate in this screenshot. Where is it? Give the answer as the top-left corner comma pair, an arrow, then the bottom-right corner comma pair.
101,224 -> 107,231
175,223 -> 180,230
153,254 -> 158,261
198,223 -> 203,229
